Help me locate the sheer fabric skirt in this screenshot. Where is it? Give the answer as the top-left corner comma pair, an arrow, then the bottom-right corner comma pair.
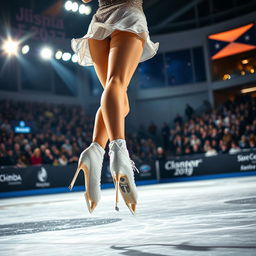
71,5 -> 159,66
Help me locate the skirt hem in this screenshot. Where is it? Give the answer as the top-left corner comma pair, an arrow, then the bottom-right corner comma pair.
71,23 -> 159,67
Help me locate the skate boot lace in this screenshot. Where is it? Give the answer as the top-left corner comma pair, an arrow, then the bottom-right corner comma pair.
108,142 -> 140,174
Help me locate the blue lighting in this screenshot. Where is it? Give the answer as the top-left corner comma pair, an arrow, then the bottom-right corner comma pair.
14,120 -> 31,133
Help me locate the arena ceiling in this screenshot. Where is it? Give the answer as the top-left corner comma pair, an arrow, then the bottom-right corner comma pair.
1,0 -> 256,38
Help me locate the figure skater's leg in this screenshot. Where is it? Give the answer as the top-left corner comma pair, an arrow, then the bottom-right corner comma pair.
88,37 -> 131,148
100,30 -> 145,141
88,38 -> 110,149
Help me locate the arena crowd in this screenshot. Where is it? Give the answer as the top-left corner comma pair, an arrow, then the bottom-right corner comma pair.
0,95 -> 255,167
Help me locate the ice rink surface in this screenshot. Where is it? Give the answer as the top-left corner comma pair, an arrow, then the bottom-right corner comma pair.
0,176 -> 256,256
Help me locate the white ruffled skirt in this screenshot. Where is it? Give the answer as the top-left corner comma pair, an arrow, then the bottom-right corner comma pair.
71,6 -> 159,66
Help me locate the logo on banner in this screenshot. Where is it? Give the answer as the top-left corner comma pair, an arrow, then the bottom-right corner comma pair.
237,153 -> 256,162
0,173 -> 22,185
237,152 -> 256,171
165,159 -> 203,176
139,164 -> 152,177
36,167 -> 50,187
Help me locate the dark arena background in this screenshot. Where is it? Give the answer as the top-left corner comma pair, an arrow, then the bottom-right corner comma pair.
1,0 -> 256,255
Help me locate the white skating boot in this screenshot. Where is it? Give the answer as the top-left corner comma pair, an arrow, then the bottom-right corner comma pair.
108,138 -> 139,215
68,142 -> 105,213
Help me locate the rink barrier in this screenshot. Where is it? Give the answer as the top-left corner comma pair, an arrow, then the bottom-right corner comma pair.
0,149 -> 256,198
156,148 -> 256,181
0,159 -> 157,197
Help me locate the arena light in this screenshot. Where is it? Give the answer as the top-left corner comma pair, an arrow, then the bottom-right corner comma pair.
71,53 -> 78,63
40,47 -> 53,60
62,52 -> 71,61
21,45 -> 30,55
55,50 -> 63,60
79,4 -> 91,15
79,4 -> 86,14
64,1 -> 73,11
241,59 -> 249,64
223,74 -> 231,80
2,38 -> 19,56
84,5 -> 91,15
72,2 -> 79,12
241,87 -> 256,94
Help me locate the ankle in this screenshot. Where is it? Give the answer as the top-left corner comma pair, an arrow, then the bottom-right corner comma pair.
109,138 -> 126,147
108,138 -> 130,156
90,141 -> 105,155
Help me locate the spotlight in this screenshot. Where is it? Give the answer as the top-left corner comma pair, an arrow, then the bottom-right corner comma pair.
40,47 -> 53,60
79,4 -> 91,15
241,59 -> 249,64
223,74 -> 231,80
241,87 -> 256,94
84,5 -> 92,15
62,52 -> 71,61
2,38 -> 19,56
71,54 -> 78,63
64,1 -> 73,11
55,50 -> 63,60
21,45 -> 30,55
72,2 -> 79,12
79,4 -> 86,14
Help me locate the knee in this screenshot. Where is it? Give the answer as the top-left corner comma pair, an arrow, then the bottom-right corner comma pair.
106,75 -> 127,89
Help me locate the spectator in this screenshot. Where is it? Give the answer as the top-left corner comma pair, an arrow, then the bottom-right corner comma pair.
58,154 -> 68,166
175,146 -> 183,156
192,144 -> 201,154
0,149 -> 15,166
184,146 -> 192,155
148,121 -> 157,137
229,142 -> 241,154
62,139 -> 72,153
31,148 -> 42,165
219,143 -> 229,154
67,150 -> 79,164
161,122 -> 170,150
156,146 -> 166,160
190,134 -> 201,147
249,139 -> 256,149
13,143 -> 21,163
43,149 -> 55,164
185,104 -> 194,120
173,113 -> 183,126
205,145 -> 218,157
239,135 -> 248,149
222,128 -> 232,146
16,154 -> 28,167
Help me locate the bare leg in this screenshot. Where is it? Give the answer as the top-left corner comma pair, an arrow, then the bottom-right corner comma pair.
100,30 -> 145,141
88,37 -> 132,148
88,38 -> 110,149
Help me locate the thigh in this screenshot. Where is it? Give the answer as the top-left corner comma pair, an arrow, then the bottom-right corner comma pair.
88,37 -> 110,88
106,30 -> 145,89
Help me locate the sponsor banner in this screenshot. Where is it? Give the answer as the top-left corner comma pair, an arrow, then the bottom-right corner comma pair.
0,159 -> 156,193
0,164 -> 78,192
159,149 -> 256,179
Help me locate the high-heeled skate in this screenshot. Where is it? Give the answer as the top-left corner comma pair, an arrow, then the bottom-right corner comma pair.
108,139 -> 139,215
68,142 -> 105,213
